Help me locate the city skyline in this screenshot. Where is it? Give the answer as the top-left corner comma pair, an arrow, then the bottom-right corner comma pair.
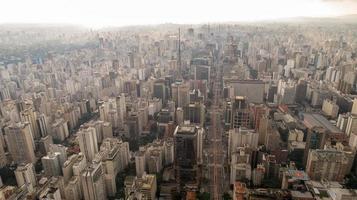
1,0 -> 357,28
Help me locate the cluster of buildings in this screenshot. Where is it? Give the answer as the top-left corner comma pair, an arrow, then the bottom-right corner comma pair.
0,21 -> 357,200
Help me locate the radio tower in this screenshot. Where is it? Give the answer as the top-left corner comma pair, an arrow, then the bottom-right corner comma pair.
177,28 -> 182,79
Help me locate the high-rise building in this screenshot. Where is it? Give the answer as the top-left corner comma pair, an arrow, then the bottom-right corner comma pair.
322,99 -> 339,119
102,122 -> 113,139
303,127 -> 327,165
99,138 -> 130,196
135,151 -> 146,178
39,135 -> 53,155
64,176 -> 82,200
224,79 -> 265,103
0,129 -> 7,168
116,94 -> 126,129
306,149 -> 354,181
81,161 -> 107,200
351,98 -> 357,115
345,114 -> 357,136
49,144 -> 68,167
124,174 -> 157,200
176,107 -> 184,125
14,163 -> 37,193
228,127 -> 259,158
37,114 -> 49,137
174,124 -> 203,188
42,152 -> 62,177
5,123 -> 36,164
126,113 -> 141,139
20,107 -> 40,139
232,96 -> 250,129
153,80 -> 167,105
194,64 -> 210,83
78,127 -> 98,162
171,82 -> 190,108
277,79 -> 297,105
51,118 -> 69,142
183,102 -> 205,126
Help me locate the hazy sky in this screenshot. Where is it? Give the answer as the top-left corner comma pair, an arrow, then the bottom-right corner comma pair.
1,0 -> 357,28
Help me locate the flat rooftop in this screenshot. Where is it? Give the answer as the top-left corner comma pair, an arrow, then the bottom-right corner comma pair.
303,113 -> 342,134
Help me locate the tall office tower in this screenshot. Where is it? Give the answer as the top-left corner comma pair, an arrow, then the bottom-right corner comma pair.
42,152 -> 62,177
99,138 -> 130,196
126,113 -> 141,140
0,86 -> 11,101
5,123 -> 36,164
194,64 -> 210,83
62,154 -> 78,183
258,116 -> 273,145
306,149 -> 354,182
250,104 -> 267,131
352,98 -> 357,115
303,127 -> 327,165
228,128 -> 259,158
346,114 -> 357,136
116,94 -> 126,129
230,148 -> 252,184
322,99 -> 339,119
15,163 -> 37,193
189,89 -> 204,103
232,96 -> 250,129
49,144 -> 68,167
72,153 -> 87,176
295,80 -> 307,104
64,176 -> 82,200
83,121 -> 105,145
37,114 -> 49,137
81,161 -> 107,200
176,107 -> 184,125
337,113 -> 349,132
277,79 -> 297,105
20,107 -> 40,139
128,52 -> 135,68
107,110 -> 119,129
224,79 -> 265,103
153,79 -> 167,105
0,129 -> 7,168
135,150 -> 146,178
39,135 -> 53,155
171,82 -> 190,108
102,122 -> 113,139
174,124 -> 203,188
51,118 -> 69,142
224,101 -> 233,128
78,127 -> 98,162
183,102 -> 205,126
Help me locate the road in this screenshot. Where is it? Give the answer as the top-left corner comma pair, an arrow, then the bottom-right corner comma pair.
206,58 -> 226,199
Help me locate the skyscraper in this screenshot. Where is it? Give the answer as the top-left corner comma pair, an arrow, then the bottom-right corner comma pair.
20,107 -> 40,139
5,123 -> 36,164
78,127 -> 98,162
174,124 -> 203,188
183,102 -> 205,126
42,152 -> 62,177
81,161 -> 107,200
306,149 -> 354,181
37,114 -> 49,137
14,163 -> 37,193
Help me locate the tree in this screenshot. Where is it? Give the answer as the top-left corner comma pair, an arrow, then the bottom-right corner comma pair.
197,192 -> 210,200
223,192 -> 232,200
